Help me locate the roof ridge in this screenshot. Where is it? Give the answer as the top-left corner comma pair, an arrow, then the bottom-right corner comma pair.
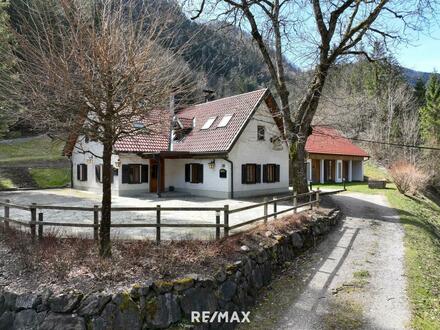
188,88 -> 268,109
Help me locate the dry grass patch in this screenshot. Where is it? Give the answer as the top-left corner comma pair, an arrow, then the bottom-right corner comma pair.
0,211 -> 317,294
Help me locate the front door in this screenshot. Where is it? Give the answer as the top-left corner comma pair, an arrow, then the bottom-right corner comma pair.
150,159 -> 165,193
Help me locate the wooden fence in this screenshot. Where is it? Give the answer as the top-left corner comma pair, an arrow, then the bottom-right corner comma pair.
0,190 -> 338,243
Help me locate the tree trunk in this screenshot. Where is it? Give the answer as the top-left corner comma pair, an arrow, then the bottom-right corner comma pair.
289,139 -> 309,193
290,63 -> 331,193
99,138 -> 113,257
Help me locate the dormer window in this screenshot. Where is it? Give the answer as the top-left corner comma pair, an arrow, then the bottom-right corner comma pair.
217,114 -> 233,128
133,122 -> 145,129
201,116 -> 217,129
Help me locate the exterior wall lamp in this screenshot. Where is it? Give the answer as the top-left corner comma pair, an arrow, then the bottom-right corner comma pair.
208,159 -> 216,169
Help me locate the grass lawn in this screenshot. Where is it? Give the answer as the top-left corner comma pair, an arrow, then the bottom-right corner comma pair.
0,177 -> 14,189
29,168 -> 70,188
386,190 -> 440,329
0,135 -> 65,164
321,161 -> 440,329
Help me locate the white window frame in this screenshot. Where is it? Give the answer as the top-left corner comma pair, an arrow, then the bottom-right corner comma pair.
217,114 -> 233,128
201,116 -> 217,129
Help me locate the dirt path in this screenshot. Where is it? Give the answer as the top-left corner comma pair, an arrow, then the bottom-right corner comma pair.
240,192 -> 410,330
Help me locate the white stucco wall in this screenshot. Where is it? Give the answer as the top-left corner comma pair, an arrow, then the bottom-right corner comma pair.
71,138 -> 153,196
71,139 -> 119,194
165,158 -> 231,198
117,154 -> 151,196
228,102 -> 290,198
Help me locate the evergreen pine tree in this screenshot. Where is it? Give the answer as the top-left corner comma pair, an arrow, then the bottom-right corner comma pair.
414,77 -> 427,107
420,74 -> 440,145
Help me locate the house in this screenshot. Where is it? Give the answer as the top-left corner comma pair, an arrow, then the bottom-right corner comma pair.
63,89 -> 368,198
64,89 -> 290,198
305,126 -> 369,183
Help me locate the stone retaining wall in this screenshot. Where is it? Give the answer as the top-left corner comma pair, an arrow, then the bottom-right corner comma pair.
0,209 -> 341,330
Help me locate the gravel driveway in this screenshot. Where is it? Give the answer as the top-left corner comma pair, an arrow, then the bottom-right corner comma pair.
240,191 -> 410,330
0,188 -> 300,240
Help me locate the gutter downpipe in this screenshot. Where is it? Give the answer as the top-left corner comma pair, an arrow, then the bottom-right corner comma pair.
222,157 -> 234,199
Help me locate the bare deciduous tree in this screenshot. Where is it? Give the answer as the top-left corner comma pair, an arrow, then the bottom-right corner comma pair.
186,0 -> 438,192
1,0 -> 194,257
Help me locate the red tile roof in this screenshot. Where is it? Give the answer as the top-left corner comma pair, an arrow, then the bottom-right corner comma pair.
306,126 -> 369,157
172,89 -> 268,153
114,109 -> 171,153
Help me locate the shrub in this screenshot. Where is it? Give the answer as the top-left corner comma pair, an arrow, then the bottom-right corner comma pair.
389,161 -> 429,195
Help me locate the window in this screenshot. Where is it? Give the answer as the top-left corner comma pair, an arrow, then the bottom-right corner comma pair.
217,114 -> 233,128
241,164 -> 261,184
121,164 -> 148,184
257,126 -> 265,140
219,169 -> 227,178
77,164 -> 88,181
201,117 -> 217,129
96,165 -> 116,183
185,163 -> 204,183
263,164 -> 280,183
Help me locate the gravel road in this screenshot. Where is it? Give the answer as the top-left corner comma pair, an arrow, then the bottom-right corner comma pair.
240,191 -> 410,330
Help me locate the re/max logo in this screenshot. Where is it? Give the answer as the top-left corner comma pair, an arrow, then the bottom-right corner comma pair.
191,311 -> 251,324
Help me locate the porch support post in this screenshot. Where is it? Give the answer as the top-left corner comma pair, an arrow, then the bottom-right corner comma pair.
348,160 -> 353,182
361,161 -> 364,182
320,159 -> 324,184
157,156 -> 162,198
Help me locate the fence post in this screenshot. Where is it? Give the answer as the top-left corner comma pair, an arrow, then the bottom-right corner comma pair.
263,197 -> 268,224
309,191 -> 313,210
156,205 -> 161,244
343,178 -> 346,190
224,205 -> 229,237
309,181 -> 313,191
293,192 -> 297,214
38,212 -> 43,239
215,210 -> 220,240
316,190 -> 320,209
30,203 -> 36,240
273,196 -> 277,219
4,199 -> 9,230
93,205 -> 99,241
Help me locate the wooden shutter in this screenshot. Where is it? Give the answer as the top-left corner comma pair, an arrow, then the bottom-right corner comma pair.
263,165 -> 268,183
198,164 -> 203,183
141,165 -> 149,183
185,164 -> 190,182
77,164 -> 80,180
122,164 -> 129,183
256,164 -> 261,183
95,165 -> 101,183
242,164 -> 246,184
82,164 -> 88,181
276,165 -> 280,182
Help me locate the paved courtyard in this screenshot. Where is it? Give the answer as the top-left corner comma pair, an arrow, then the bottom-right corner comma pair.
0,188 -> 305,240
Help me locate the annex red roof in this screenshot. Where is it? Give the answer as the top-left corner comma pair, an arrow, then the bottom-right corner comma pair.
306,126 -> 369,157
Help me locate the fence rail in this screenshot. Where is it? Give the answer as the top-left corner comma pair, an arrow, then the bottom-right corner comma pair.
0,189 -> 337,242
